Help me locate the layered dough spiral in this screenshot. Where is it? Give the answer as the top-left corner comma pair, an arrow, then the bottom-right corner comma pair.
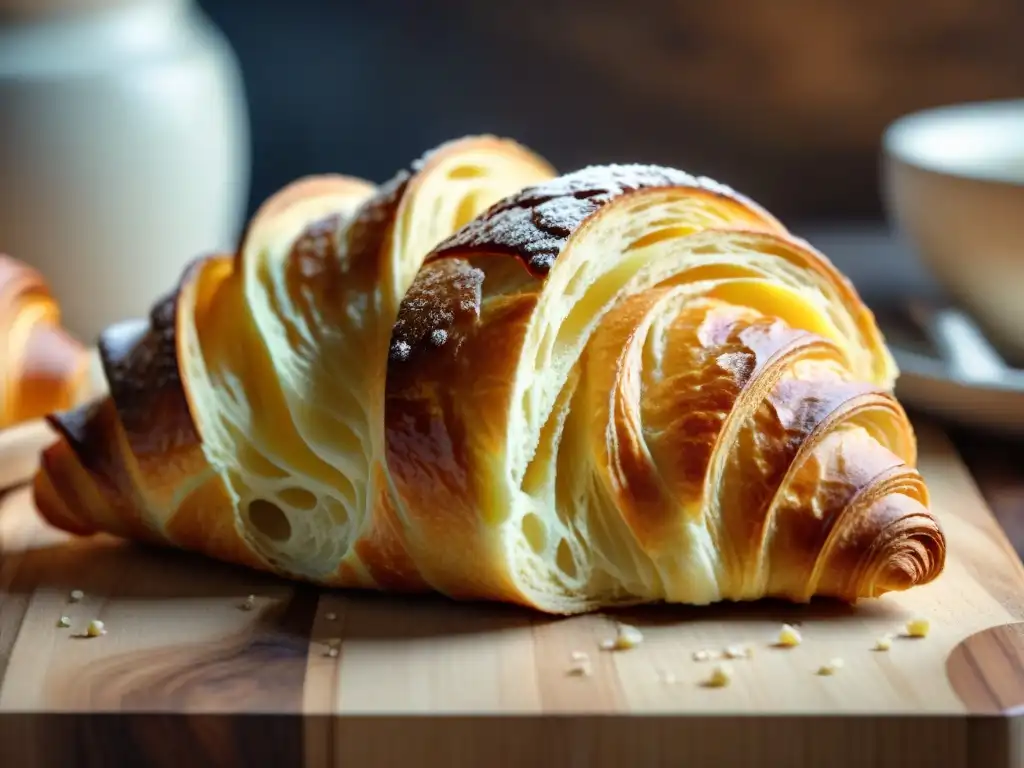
0,254 -> 91,428
33,138 -> 945,614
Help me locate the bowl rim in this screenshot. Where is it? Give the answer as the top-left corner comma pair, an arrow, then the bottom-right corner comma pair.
882,98 -> 1024,189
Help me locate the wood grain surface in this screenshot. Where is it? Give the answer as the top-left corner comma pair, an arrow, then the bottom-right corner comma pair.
1,418 -> 1023,767
948,623 -> 1024,716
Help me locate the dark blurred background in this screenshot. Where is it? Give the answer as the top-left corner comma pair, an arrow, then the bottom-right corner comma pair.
199,0 -> 1024,225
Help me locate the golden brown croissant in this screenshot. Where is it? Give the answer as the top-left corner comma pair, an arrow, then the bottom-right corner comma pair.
0,254 -> 91,429
34,140 -> 945,614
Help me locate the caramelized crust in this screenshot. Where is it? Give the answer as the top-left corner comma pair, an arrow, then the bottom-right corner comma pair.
431,165 -> 781,275
99,281 -> 203,482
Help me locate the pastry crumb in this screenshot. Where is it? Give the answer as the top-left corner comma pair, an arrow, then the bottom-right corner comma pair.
724,644 -> 752,659
57,616 -> 71,628
905,617 -> 930,638
239,595 -> 256,611
69,589 -> 84,603
692,649 -> 713,662
568,651 -> 592,676
323,638 -> 341,658
874,634 -> 893,651
816,658 -> 844,676
567,660 -> 593,677
776,624 -> 802,647
85,619 -> 106,638
600,623 -> 644,651
703,662 -> 733,688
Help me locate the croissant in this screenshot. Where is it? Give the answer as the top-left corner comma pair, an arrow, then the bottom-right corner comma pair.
34,139 -> 946,614
0,254 -> 91,429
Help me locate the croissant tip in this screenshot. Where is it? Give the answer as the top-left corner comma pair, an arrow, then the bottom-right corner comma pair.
870,530 -> 946,596
873,561 -> 919,594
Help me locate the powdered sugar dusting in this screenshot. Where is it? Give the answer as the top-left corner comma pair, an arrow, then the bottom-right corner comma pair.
387,163 -> 748,370
391,339 -> 411,362
389,260 -> 484,363
429,164 -> 744,274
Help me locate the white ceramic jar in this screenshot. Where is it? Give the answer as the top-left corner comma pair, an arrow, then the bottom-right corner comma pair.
0,0 -> 250,343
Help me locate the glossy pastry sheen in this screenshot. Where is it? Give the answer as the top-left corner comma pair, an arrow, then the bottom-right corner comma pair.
34,139 -> 945,614
0,254 -> 90,429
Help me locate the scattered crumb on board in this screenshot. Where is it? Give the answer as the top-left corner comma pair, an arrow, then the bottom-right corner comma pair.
323,638 -> 341,658
724,644 -> 753,659
776,624 -> 802,647
567,651 -> 593,677
600,623 -> 643,651
816,658 -> 844,676
703,663 -> 732,688
905,617 -> 930,638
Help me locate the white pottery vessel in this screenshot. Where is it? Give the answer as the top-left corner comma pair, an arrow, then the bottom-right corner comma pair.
0,0 -> 250,343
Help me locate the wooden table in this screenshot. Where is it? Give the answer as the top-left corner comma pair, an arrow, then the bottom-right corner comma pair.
2,415 -> 1024,768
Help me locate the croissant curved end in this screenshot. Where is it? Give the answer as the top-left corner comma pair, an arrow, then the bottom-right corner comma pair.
862,501 -> 947,598
0,254 -> 91,427
32,142 -> 946,615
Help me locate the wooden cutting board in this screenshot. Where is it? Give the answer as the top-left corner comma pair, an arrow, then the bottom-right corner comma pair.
1,419 -> 1022,767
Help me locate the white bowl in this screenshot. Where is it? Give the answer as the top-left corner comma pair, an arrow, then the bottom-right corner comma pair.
882,99 -> 1024,364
